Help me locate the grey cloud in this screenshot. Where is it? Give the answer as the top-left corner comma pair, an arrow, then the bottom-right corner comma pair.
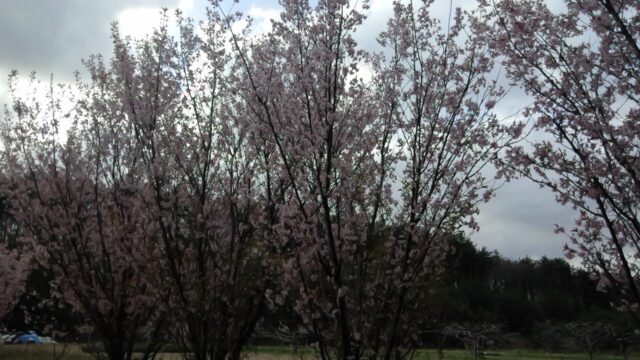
473,178 -> 576,259
0,0 -> 178,80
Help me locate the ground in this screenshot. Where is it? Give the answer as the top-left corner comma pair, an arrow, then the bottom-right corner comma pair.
0,344 -> 638,360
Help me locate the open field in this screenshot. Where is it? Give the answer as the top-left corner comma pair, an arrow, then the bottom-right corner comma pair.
1,344 -> 639,360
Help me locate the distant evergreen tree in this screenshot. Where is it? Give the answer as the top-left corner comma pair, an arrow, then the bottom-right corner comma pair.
421,234 -> 629,351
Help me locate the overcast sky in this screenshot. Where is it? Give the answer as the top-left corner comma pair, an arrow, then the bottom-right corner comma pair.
0,0 -> 578,261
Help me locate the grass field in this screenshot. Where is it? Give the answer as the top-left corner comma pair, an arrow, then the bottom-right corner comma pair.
0,344 -> 638,360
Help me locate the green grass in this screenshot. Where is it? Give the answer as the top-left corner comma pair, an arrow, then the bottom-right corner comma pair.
242,346 -> 640,360
245,344 -> 315,354
0,345 -> 638,360
243,347 -> 640,360
414,349 -> 640,360
0,344 -> 89,360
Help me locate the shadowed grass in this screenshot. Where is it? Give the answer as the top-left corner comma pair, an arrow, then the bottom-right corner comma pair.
0,345 -> 638,360
415,349 -> 640,360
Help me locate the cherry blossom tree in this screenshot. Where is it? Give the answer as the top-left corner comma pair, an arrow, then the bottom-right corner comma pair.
564,321 -> 611,360
0,1 -> 528,358
474,0 -> 640,323
103,9 -> 271,360
0,188 -> 28,325
443,323 -> 502,360
0,243 -> 27,326
1,72 -> 162,360
231,0 -> 519,358
374,0 -> 520,356
1,7 -> 272,359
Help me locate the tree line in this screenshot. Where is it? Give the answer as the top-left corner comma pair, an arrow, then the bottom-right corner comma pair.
0,0 -> 638,359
